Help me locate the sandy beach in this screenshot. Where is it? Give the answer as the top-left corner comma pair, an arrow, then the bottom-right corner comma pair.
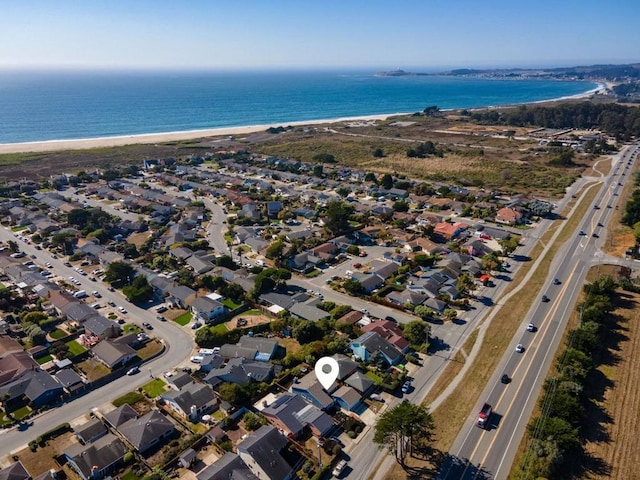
0,83 -> 606,156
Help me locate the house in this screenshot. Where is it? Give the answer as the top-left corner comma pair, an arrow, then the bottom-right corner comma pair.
83,315 -> 120,339
54,368 -> 85,393
261,392 -> 334,438
495,207 -> 523,225
386,289 -> 428,307
235,336 -> 279,362
351,331 -> 404,366
336,310 -> 364,325
178,448 -> 198,469
266,201 -> 283,218
291,372 -> 335,410
0,461 -> 30,480
288,252 -> 323,273
64,433 -> 127,480
92,339 -> 137,370
190,296 -> 226,323
161,381 -> 217,421
165,371 -> 194,390
407,237 -> 446,256
204,357 -> 278,387
167,285 -> 197,309
117,409 -> 175,453
196,452 -> 259,480
434,222 -> 467,240
332,385 -> 362,411
288,302 -> 330,322
424,298 -> 447,313
74,417 -> 108,444
331,354 -> 359,380
360,320 -> 410,353
186,255 -> 215,275
351,272 -> 384,294
0,336 -> 23,358
369,259 -> 399,279
103,403 -> 138,428
0,369 -> 63,408
238,203 -> 261,221
237,425 -> 294,480
148,275 -> 176,298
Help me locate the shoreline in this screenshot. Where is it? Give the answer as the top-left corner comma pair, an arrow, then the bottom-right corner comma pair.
0,83 -> 605,155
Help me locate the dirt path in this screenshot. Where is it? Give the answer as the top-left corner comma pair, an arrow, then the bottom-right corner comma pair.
583,290 -> 640,479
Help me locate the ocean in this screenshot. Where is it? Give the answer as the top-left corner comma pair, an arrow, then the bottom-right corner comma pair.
0,70 -> 597,144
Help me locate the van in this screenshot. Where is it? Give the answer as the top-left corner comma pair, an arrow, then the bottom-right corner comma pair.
332,459 -> 347,477
73,290 -> 87,299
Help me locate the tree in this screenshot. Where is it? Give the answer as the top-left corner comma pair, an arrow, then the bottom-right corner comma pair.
293,320 -> 323,343
456,273 -> 475,297
104,261 -> 136,287
373,148 -> 385,158
7,240 -> 18,253
373,402 -> 434,468
414,305 -> 434,318
265,240 -> 285,262
498,236 -> 520,256
402,320 -> 430,346
380,174 -> 394,190
343,278 -> 364,296
122,276 -> 153,304
313,153 -> 336,163
218,383 -> 249,405
242,412 -> 266,431
324,200 -> 354,236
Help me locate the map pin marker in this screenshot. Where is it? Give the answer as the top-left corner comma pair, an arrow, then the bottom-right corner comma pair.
315,356 -> 339,390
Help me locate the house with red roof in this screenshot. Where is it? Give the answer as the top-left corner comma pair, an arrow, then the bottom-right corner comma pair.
495,207 -> 523,225
360,319 -> 409,353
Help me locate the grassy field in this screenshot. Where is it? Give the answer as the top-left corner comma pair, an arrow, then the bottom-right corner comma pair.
113,391 -> 146,407
174,312 -> 192,326
49,328 -> 67,340
65,340 -> 87,357
141,378 -> 166,398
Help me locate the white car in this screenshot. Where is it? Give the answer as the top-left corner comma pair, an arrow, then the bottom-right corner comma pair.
163,371 -> 174,378
118,306 -> 127,313
515,343 -> 525,353
126,367 -> 139,376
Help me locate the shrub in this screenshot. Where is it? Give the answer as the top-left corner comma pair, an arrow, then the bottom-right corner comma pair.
347,430 -> 356,439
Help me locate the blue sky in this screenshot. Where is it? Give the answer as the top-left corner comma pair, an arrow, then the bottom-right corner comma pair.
1,0 -> 638,70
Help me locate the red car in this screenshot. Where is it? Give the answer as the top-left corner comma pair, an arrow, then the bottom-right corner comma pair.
353,262 -> 362,268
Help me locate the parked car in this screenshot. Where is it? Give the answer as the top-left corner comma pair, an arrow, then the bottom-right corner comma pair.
92,291 -> 102,298
118,306 -> 127,313
142,322 -> 153,330
126,367 -> 139,376
163,371 -> 174,378
401,380 -> 411,394
332,459 -> 348,478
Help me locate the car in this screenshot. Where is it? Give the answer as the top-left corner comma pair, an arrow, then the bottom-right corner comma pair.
541,295 -> 550,302
353,262 -> 362,268
500,374 -> 510,384
359,251 -> 367,257
29,254 -> 37,259
74,280 -> 82,285
108,286 -> 115,292
118,306 -> 127,313
553,278 -> 561,285
401,380 -> 411,394
527,323 -> 537,332
142,322 -> 153,330
361,308 -> 369,314
156,315 -> 166,321
515,343 -> 525,353
332,459 -> 348,478
579,230 -> 586,236
92,291 -> 101,297
45,262 -> 53,268
593,205 -> 600,209
191,322 -> 202,330
108,301 -> 116,307
597,222 -> 603,227
68,276 -> 76,282
385,315 -> 397,323
592,233 -> 599,238
163,371 -> 174,378
126,367 -> 140,376
117,318 -> 125,324
369,393 -> 384,402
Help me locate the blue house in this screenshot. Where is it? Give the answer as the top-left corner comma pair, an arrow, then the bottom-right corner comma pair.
350,331 -> 404,366
291,372 -> 335,410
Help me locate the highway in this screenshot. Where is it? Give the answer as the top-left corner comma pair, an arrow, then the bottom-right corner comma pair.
0,226 -> 195,456
438,142 -> 639,480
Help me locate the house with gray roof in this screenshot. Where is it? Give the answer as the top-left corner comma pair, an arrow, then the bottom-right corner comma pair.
386,289 -> 428,307
288,302 -> 330,322
332,385 -> 362,411
170,247 -> 193,260
64,433 -> 127,480
196,452 -> 258,480
262,392 -> 334,438
0,368 -> 63,408
190,296 -> 226,323
186,255 -> 215,274
167,285 -> 197,309
83,315 -> 120,339
54,368 -> 84,393
117,409 -> 175,453
350,331 -> 404,367
351,272 -> 384,293
74,417 -> 108,444
103,403 -> 137,428
344,371 -> 375,396
237,425 -> 294,480
61,302 -> 97,324
0,461 -> 30,480
291,372 -> 335,410
204,357 -> 278,387
161,381 -> 217,421
92,339 -> 137,369
148,275 -> 176,298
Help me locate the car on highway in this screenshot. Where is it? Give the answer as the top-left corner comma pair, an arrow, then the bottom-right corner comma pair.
527,323 -> 537,332
500,374 -> 510,384
579,230 -> 586,236
541,295 -> 550,302
515,343 -> 525,353
592,232 -> 599,238
553,278 -> 561,285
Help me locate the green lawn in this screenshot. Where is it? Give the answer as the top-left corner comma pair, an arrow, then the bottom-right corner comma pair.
10,406 -> 31,420
365,371 -> 384,385
11,225 -> 28,232
65,340 -> 87,357
49,329 -> 67,340
174,312 -> 192,326
113,391 -> 146,407
36,354 -> 53,365
222,298 -> 240,309
210,323 -> 229,334
0,412 -> 12,426
141,378 -> 166,397
244,309 -> 263,316
123,324 -> 142,334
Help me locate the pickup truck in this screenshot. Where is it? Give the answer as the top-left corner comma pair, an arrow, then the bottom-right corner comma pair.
477,403 -> 492,428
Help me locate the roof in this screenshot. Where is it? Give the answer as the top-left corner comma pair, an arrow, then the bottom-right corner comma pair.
0,336 -> 23,358
196,452 -> 258,480
54,368 -> 84,388
291,372 -> 334,409
162,382 -> 216,413
167,372 -> 193,389
0,369 -> 62,404
169,285 -> 196,302
238,336 -> 278,357
103,403 -> 138,427
191,296 -> 223,313
332,354 -> 359,380
0,461 -> 30,480
65,433 -> 127,478
92,339 -> 136,368
336,310 -> 363,324
344,371 -> 374,394
0,351 -> 38,385
74,417 -> 107,443
332,385 -> 361,408
289,302 -> 330,322
237,425 -> 292,480
262,392 -> 333,437
204,357 -> 276,386
117,409 -> 175,452
355,331 -> 404,364
83,315 -> 119,337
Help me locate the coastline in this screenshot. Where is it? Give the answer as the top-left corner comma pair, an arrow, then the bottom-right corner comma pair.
0,83 -> 604,155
